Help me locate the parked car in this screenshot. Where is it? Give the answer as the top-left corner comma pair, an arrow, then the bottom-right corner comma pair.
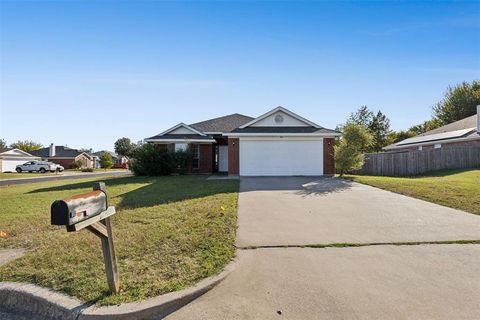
112,163 -> 129,169
16,161 -> 64,173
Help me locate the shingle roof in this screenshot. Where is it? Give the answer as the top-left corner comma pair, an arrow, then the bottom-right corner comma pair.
417,115 -> 477,137
146,134 -> 215,140
190,113 -> 254,133
30,146 -> 84,158
231,126 -> 341,134
384,114 -> 479,150
92,150 -> 120,159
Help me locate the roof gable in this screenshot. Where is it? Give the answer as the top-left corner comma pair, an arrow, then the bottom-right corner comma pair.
157,123 -> 206,136
240,107 -> 320,128
0,148 -> 36,157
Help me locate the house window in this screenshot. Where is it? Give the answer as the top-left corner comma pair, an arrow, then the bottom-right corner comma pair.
175,143 -> 188,152
192,144 -> 200,169
418,146 -> 423,151
434,143 -> 442,149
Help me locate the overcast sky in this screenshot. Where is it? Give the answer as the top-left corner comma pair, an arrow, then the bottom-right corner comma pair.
1,1 -> 479,151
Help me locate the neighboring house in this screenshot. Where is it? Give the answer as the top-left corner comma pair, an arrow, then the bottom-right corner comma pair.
145,106 -> 341,176
0,148 -> 41,172
30,144 -> 96,169
384,106 -> 480,152
92,151 -> 128,168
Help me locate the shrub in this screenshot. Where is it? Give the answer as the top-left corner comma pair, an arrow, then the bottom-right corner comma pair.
100,152 -> 113,169
81,168 -> 94,172
73,160 -> 84,169
130,144 -> 175,176
173,150 -> 192,174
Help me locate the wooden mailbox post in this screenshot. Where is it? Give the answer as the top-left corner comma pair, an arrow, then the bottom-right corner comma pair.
51,182 -> 119,294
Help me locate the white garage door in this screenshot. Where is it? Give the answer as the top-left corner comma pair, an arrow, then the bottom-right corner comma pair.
239,138 -> 324,176
1,159 -> 29,172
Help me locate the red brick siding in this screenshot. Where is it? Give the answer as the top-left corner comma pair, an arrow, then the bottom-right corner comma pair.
323,138 -> 335,175
199,144 -> 213,174
228,138 -> 239,176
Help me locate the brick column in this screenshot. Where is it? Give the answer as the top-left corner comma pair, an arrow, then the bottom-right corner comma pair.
323,138 -> 335,176
228,138 -> 239,176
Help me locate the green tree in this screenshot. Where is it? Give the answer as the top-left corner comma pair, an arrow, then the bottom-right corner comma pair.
10,140 -> 42,152
0,139 -> 6,149
334,124 -> 374,176
433,80 -> 480,125
100,152 -> 113,169
341,106 -> 391,152
114,137 -> 136,157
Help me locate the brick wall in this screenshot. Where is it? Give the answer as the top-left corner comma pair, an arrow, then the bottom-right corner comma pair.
323,138 -> 335,175
228,138 -> 239,176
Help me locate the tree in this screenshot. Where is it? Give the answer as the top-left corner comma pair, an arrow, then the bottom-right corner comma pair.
433,80 -> 480,125
341,106 -> 391,152
0,139 -> 6,149
334,124 -> 373,176
10,140 -> 42,152
100,152 -> 113,169
114,137 -> 136,157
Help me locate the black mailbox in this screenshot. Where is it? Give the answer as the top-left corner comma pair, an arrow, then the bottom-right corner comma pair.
51,189 -> 107,226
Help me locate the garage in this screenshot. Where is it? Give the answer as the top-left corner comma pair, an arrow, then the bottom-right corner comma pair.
0,148 -> 41,172
239,138 -> 324,176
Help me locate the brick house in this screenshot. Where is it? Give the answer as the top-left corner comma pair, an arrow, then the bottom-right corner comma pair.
384,106 -> 480,152
145,106 -> 341,176
30,144 -> 96,169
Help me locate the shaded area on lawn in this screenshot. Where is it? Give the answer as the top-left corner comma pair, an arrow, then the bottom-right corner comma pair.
0,175 -> 239,305
345,169 -> 480,215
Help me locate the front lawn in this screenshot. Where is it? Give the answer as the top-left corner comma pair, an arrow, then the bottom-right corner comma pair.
0,172 -> 61,179
0,175 -> 238,305
345,169 -> 480,215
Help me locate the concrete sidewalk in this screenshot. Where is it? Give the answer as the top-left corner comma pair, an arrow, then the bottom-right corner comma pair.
0,170 -> 131,186
168,245 -> 480,320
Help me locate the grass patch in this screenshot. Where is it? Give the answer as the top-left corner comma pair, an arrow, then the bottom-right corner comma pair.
0,172 -> 61,179
345,169 -> 480,215
0,175 -> 239,305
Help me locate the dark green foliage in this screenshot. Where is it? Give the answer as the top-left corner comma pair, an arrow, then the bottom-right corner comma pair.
173,149 -> 192,174
130,144 -> 175,176
10,140 -> 42,152
114,137 -> 136,157
433,80 -> 480,125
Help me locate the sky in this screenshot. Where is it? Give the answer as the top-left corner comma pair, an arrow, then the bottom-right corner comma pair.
1,1 -> 479,151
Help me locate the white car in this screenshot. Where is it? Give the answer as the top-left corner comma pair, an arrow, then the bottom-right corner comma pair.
16,161 -> 64,173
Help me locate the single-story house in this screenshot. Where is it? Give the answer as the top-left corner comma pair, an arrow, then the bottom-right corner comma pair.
145,106 -> 341,176
0,148 -> 41,172
30,144 -> 96,169
384,106 -> 480,152
92,151 -> 128,168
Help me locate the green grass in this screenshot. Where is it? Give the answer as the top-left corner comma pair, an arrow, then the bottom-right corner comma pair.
0,175 -> 239,305
0,172 -> 60,179
345,169 -> 480,215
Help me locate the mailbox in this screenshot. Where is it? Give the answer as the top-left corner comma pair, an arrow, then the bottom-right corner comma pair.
51,189 -> 107,226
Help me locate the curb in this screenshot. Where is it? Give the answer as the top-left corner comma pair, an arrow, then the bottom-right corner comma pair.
0,258 -> 237,319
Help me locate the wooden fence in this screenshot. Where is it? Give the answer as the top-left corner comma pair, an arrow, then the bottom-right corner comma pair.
357,146 -> 480,176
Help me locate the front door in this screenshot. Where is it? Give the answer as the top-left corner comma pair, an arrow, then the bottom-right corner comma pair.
218,145 -> 229,172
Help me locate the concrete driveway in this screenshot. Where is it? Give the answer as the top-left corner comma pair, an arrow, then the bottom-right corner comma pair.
237,177 -> 480,247
167,177 -> 480,320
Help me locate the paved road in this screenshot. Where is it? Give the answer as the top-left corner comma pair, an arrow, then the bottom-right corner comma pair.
167,177 -> 480,320
0,170 -> 131,186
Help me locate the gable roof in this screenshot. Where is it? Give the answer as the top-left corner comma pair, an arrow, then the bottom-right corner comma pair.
30,146 -> 91,158
92,150 -> 121,159
384,114 -> 479,150
239,106 -> 321,129
190,113 -> 254,133
0,148 -> 39,158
